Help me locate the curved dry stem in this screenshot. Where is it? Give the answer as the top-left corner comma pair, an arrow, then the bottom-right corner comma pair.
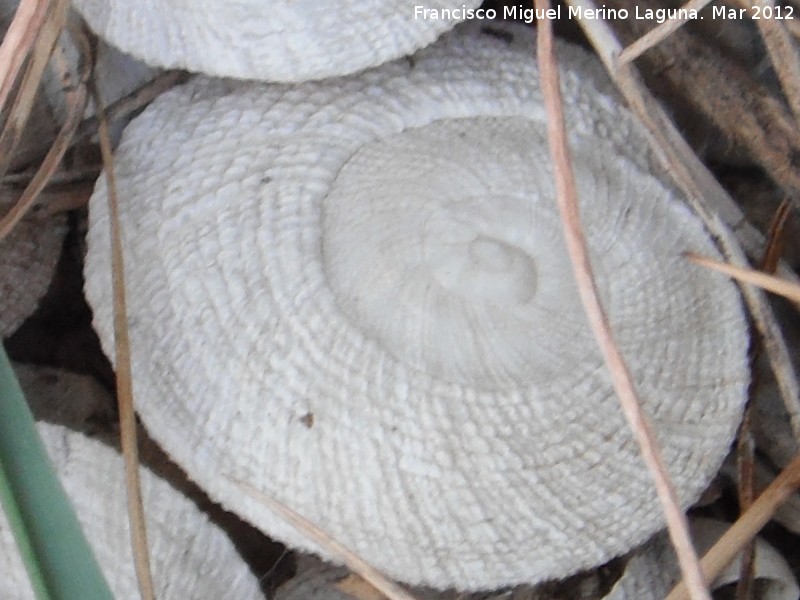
533,4 -> 710,599
687,253 -> 800,305
232,479 -> 420,600
735,200 -> 792,600
94,84 -> 156,600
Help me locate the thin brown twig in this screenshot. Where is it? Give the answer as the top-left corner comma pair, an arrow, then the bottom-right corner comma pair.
0,0 -> 40,110
617,0 -> 716,65
734,410 -> 755,600
1,164 -> 101,186
761,200 -> 792,272
665,455 -> 800,600
231,479 -> 420,600
0,184 -> 93,216
35,184 -> 94,213
75,70 -> 189,143
687,253 -> 800,304
734,200 -> 791,600
533,3 -> 710,599
0,24 -> 91,240
94,84 -> 156,600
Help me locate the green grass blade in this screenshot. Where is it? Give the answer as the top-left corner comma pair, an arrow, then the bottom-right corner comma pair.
0,344 -> 115,600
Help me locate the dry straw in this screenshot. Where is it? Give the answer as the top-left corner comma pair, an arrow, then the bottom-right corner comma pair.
0,3 -> 156,598
534,1 -> 709,597
93,82 -> 156,600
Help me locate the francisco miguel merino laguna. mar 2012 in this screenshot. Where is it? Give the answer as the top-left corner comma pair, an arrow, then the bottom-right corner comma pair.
414,4 -> 700,24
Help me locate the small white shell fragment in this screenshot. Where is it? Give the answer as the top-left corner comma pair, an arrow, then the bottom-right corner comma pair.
70,0 -> 483,81
607,518 -> 800,600
84,24 -> 749,589
0,419 -> 264,600
0,195 -> 65,338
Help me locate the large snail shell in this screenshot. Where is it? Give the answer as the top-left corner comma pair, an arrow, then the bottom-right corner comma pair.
70,0 -> 482,81
84,24 -> 749,589
0,418 -> 264,599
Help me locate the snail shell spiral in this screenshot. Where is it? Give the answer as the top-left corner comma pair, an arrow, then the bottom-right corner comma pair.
84,24 -> 749,589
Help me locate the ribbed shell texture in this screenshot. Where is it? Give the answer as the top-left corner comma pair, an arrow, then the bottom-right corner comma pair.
0,417 -> 263,599
71,0 -> 483,81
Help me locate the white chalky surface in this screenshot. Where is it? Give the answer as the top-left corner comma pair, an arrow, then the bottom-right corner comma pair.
84,24 -> 749,589
71,0 -> 482,81
0,422 -> 263,599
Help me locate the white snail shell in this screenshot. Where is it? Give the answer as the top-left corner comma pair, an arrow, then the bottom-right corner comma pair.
0,418 -> 264,599
70,0 -> 482,81
84,24 -> 749,589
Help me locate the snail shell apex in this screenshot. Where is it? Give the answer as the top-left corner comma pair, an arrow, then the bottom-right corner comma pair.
84,24 -> 749,589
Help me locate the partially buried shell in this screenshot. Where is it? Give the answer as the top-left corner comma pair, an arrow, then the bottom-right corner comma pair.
0,369 -> 263,599
70,0 -> 483,81
84,24 -> 749,589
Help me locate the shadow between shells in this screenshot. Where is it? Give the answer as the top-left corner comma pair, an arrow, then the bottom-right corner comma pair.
82,23 -> 751,592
